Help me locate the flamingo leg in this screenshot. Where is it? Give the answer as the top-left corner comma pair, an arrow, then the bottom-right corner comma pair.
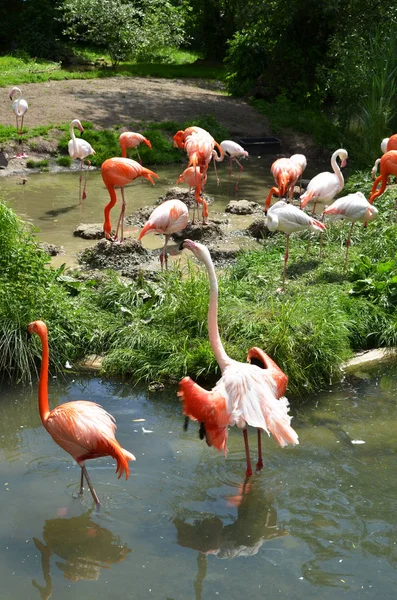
319,232 -> 323,259
81,464 -> 101,508
282,234 -> 290,289
234,158 -> 244,192
114,188 -> 127,241
160,234 -> 170,270
79,468 -> 84,495
256,429 -> 263,470
243,428 -> 253,478
79,160 -> 83,204
82,159 -> 91,201
229,157 -> 233,175
344,222 -> 354,267
136,149 -> 142,164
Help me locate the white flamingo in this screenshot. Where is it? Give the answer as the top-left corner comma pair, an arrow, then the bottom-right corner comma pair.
266,200 -> 326,288
9,86 -> 28,158
219,140 -> 249,190
300,148 -> 348,213
68,119 -> 96,203
323,192 -> 378,266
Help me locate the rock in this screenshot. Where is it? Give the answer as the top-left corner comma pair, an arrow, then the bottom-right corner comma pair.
158,186 -> 213,207
125,205 -> 157,227
78,237 -> 155,279
246,218 -> 272,239
172,220 -> 223,243
74,223 -> 105,239
40,242 -> 65,256
0,151 -> 8,169
225,199 -> 262,215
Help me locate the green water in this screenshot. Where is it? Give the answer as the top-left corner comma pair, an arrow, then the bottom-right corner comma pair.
0,363 -> 397,599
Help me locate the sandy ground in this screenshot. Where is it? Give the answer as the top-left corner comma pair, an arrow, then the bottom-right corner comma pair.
1,77 -> 271,138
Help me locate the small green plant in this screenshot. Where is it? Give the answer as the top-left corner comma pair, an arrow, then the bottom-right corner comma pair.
56,155 -> 72,167
26,159 -> 49,169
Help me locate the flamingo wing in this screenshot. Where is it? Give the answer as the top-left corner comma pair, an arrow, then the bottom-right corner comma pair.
46,401 -> 135,478
178,377 -> 230,454
221,363 -> 299,448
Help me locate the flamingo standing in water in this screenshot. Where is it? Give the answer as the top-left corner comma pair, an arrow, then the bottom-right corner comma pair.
265,154 -> 307,210
139,199 -> 188,269
119,131 -> 152,163
369,150 -> 397,207
174,126 -> 224,193
102,157 -> 159,242
300,148 -> 348,213
176,166 -> 208,223
323,192 -> 378,266
178,239 -> 299,477
266,200 -> 326,288
9,86 -> 28,158
68,119 -> 96,203
27,320 -> 135,508
219,140 -> 249,191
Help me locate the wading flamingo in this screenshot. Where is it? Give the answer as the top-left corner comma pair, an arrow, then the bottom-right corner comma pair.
178,239 -> 298,477
102,157 -> 159,242
300,148 -> 348,212
176,166 -> 208,223
266,200 -> 326,289
139,199 -> 188,269
68,119 -> 96,203
174,126 -> 224,190
9,86 -> 28,158
369,150 -> 397,206
323,192 -> 378,266
27,320 -> 135,508
219,140 -> 249,190
371,134 -> 397,178
119,131 -> 152,163
265,154 -> 307,210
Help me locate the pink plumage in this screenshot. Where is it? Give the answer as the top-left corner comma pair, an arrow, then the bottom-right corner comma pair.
139,199 -> 188,269
179,240 -> 298,477
300,148 -> 347,210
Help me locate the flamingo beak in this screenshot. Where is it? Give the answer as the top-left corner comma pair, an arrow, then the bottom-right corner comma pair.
179,241 -> 185,251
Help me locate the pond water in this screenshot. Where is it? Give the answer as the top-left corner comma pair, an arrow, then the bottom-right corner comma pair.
0,155 -> 327,268
1,362 -> 397,599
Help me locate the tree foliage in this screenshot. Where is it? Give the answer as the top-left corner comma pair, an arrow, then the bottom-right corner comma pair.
60,0 -> 186,66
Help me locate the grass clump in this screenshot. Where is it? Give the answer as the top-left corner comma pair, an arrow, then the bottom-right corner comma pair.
56,155 -> 72,167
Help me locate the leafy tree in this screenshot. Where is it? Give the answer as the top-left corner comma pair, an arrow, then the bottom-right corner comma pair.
60,0 -> 186,66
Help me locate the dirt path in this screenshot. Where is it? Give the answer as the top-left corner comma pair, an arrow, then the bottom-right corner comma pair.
1,77 -> 271,138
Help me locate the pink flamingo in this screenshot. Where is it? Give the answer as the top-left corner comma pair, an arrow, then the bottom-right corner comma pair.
27,320 -> 135,508
9,86 -> 28,158
371,134 -> 397,178
139,199 -> 189,269
323,192 -> 378,266
119,131 -> 152,163
176,166 -> 208,223
266,200 -> 326,288
300,148 -> 348,212
369,150 -> 397,205
178,239 -> 299,477
68,119 -> 96,202
102,157 -> 159,242
265,154 -> 307,210
174,126 -> 224,190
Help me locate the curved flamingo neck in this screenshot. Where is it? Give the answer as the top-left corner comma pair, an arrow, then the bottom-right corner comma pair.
199,251 -> 230,372
70,121 -> 78,154
331,151 -> 344,188
36,326 -> 51,425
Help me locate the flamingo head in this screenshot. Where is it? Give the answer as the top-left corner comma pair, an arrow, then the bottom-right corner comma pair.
27,320 -> 47,338
173,130 -> 185,149
365,205 -> 378,223
9,86 -> 21,100
179,239 -> 211,262
338,149 -> 348,168
71,118 -> 84,133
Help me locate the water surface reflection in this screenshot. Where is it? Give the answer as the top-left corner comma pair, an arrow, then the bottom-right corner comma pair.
0,366 -> 397,598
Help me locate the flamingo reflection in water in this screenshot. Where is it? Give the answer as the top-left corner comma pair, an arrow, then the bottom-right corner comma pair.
32,512 -> 132,600
173,481 -> 288,600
